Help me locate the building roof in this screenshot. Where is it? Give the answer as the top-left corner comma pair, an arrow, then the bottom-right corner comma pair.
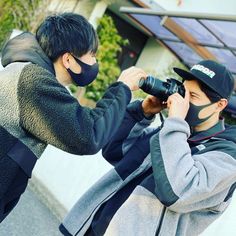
120,6 -> 236,76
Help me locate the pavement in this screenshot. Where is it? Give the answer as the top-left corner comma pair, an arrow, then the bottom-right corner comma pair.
0,187 -> 62,236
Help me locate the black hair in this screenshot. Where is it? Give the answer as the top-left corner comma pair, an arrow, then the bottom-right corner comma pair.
36,13 -> 98,62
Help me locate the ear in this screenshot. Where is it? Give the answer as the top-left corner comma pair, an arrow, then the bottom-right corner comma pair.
216,98 -> 228,112
61,53 -> 71,69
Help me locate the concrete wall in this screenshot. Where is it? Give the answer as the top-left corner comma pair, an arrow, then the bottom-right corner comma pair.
135,37 -> 176,77
48,0 -> 107,20
31,146 -> 112,217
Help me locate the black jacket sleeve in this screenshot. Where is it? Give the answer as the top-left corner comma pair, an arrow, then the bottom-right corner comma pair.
18,64 -> 131,155
102,100 -> 152,165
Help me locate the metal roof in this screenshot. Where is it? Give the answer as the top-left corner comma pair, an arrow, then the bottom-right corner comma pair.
120,7 -> 236,76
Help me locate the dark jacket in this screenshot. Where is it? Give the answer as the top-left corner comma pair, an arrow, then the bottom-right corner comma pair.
0,32 -> 131,222
60,101 -> 236,236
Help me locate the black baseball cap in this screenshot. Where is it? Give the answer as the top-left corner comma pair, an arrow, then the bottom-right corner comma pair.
173,60 -> 235,99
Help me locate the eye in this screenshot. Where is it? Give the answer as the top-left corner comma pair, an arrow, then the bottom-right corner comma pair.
190,93 -> 199,99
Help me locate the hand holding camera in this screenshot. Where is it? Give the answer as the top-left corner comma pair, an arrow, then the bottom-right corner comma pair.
118,66 -> 147,91
142,95 -> 167,117
139,75 -> 188,117
167,89 -> 190,119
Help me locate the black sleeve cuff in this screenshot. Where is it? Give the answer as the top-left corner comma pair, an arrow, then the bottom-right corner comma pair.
127,100 -> 155,121
110,81 -> 132,102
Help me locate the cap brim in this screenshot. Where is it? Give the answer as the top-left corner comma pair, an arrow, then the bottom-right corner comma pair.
173,67 -> 199,81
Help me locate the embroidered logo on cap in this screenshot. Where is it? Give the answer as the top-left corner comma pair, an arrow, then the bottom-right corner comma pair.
191,65 -> 215,78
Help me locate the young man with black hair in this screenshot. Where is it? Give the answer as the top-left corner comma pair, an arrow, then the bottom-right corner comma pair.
0,13 -> 146,222
60,60 -> 236,236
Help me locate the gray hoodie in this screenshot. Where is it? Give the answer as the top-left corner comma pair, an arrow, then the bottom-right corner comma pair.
60,101 -> 236,236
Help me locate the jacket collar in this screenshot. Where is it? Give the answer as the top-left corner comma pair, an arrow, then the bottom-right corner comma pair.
188,118 -> 225,143
1,32 -> 55,75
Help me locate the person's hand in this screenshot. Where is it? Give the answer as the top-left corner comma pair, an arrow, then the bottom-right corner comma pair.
142,95 -> 166,117
117,66 -> 147,91
167,87 -> 190,119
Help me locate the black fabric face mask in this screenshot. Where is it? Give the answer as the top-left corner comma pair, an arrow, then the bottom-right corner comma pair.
67,56 -> 99,87
185,102 -> 215,127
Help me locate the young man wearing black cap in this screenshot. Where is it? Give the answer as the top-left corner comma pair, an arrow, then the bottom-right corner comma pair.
60,60 -> 236,236
0,13 -> 146,222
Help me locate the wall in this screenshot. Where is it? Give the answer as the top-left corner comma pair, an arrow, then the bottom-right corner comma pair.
31,146 -> 112,218
135,37 -> 176,77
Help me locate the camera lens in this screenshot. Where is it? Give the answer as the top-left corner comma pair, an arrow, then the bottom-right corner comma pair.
139,76 -> 185,101
139,76 -> 169,100
138,77 -> 146,89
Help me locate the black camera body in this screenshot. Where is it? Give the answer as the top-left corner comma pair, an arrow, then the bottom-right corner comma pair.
139,76 -> 185,101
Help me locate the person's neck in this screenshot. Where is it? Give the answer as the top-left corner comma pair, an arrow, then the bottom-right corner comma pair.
193,113 -> 219,132
53,61 -> 72,86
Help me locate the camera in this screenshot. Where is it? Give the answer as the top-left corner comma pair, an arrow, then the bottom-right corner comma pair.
139,76 -> 185,101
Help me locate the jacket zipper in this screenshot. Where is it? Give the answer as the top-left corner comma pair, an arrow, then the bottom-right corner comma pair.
155,206 -> 166,236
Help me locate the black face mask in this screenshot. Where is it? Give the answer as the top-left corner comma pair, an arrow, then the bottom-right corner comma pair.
67,56 -> 99,87
185,102 -> 215,127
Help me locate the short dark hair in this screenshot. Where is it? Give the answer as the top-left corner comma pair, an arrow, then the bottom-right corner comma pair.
198,81 -> 222,103
36,13 -> 98,61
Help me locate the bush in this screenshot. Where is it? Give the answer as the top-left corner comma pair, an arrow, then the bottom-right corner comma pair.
0,0 -> 48,50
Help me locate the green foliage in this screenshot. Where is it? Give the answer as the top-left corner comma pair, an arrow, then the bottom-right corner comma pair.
0,0 -> 46,49
85,14 -> 128,101
0,1 -> 16,48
